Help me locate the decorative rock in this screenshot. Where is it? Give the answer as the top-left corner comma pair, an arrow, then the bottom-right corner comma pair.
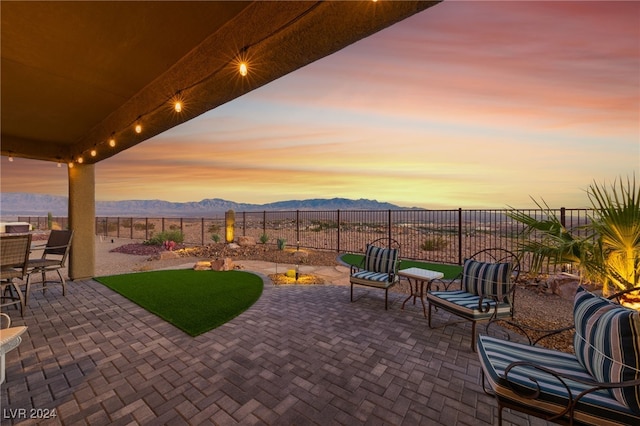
194,261 -> 212,271
159,251 -> 180,260
237,236 -> 256,247
211,257 -> 234,271
547,274 -> 580,300
227,243 -> 240,249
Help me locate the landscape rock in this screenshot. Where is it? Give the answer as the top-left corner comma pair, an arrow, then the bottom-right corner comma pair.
194,261 -> 212,271
547,274 -> 580,300
211,257 -> 234,271
227,243 -> 240,249
159,250 -> 180,260
237,236 -> 256,247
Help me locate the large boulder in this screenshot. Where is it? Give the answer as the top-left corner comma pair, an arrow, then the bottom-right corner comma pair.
237,236 -> 256,247
548,273 -> 580,300
211,258 -> 234,271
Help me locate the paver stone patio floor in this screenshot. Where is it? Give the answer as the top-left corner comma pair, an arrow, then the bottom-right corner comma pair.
1,275 -> 552,425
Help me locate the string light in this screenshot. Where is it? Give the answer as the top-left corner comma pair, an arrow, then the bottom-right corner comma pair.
8,156 -> 14,162
239,62 -> 248,77
59,3 -> 321,166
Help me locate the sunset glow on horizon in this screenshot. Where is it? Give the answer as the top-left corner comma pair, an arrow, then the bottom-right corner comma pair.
1,1 -> 638,210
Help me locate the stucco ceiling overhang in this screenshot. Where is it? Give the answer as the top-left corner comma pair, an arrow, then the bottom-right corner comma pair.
1,1 -> 440,165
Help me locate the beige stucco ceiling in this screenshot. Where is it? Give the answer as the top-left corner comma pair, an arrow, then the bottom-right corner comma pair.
1,1 -> 440,165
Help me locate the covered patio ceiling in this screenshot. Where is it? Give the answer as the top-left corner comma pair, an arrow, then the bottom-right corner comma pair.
1,1 -> 440,166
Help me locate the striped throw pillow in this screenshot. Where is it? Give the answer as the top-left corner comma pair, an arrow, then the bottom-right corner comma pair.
364,245 -> 398,274
574,286 -> 640,413
461,259 -> 511,301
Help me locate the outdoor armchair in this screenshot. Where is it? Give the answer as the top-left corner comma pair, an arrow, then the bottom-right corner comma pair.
350,238 -> 401,310
478,286 -> 640,425
25,230 -> 73,304
0,234 -> 32,317
426,248 -> 520,351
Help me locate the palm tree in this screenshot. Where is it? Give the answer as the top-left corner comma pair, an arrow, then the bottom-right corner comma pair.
508,176 -> 639,295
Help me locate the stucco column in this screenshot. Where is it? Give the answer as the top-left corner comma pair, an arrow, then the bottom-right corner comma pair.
68,163 -> 95,280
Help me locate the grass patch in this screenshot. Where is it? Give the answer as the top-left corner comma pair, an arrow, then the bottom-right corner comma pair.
95,270 -> 263,336
340,254 -> 462,279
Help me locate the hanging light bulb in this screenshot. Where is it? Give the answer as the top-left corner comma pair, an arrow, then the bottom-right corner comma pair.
77,156 -> 84,164
8,156 -> 14,162
68,162 -> 74,169
135,122 -> 142,134
174,101 -> 183,112
90,148 -> 97,157
239,62 -> 248,77
109,137 -> 116,147
57,162 -> 62,168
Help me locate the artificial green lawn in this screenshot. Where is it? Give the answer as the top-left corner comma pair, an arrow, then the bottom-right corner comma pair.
95,270 -> 263,337
340,254 -> 462,279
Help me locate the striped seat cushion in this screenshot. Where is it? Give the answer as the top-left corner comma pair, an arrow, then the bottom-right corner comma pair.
573,286 -> 640,413
478,335 -> 639,425
350,270 -> 397,288
426,290 -> 512,320
363,245 -> 398,274
461,259 -> 512,303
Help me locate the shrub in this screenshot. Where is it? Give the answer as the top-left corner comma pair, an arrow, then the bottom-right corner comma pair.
211,234 -> 220,243
145,230 -> 184,246
277,238 -> 286,250
259,233 -> 269,244
420,236 -> 448,251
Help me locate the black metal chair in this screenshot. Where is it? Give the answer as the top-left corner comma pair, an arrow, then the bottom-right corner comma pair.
25,230 -> 73,304
426,248 -> 521,351
350,238 -> 401,310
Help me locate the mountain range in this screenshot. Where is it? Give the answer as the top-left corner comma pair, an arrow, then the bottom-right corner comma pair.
0,192 -> 406,217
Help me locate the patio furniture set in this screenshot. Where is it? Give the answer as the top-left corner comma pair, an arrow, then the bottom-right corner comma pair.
349,238 -> 640,425
1,230 -> 73,384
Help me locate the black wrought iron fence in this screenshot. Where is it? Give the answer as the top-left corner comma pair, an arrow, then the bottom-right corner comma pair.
20,207 -> 592,272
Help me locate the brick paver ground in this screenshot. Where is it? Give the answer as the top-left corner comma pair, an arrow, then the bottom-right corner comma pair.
1,277 -> 551,425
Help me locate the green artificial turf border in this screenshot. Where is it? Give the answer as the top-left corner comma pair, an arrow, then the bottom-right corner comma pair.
95,269 -> 263,337
340,253 -> 461,279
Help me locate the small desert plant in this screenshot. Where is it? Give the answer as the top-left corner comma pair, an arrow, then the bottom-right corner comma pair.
277,238 -> 287,250
145,230 -> 184,246
259,233 -> 269,244
420,236 -> 448,251
211,234 -> 221,243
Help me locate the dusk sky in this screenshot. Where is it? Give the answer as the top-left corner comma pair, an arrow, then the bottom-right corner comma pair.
1,1 -> 639,209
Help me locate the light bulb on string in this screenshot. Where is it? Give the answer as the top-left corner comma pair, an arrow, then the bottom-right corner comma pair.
90,148 -> 97,157
77,156 -> 84,164
135,123 -> 142,134
8,156 -> 14,162
239,62 -> 248,77
174,100 -> 182,112
68,162 -> 74,169
109,137 -> 116,147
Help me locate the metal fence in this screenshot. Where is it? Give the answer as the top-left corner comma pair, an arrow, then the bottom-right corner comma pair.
20,207 -> 592,272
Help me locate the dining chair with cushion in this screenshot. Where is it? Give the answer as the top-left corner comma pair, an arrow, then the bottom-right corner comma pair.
0,234 -> 32,317
25,230 -> 73,304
